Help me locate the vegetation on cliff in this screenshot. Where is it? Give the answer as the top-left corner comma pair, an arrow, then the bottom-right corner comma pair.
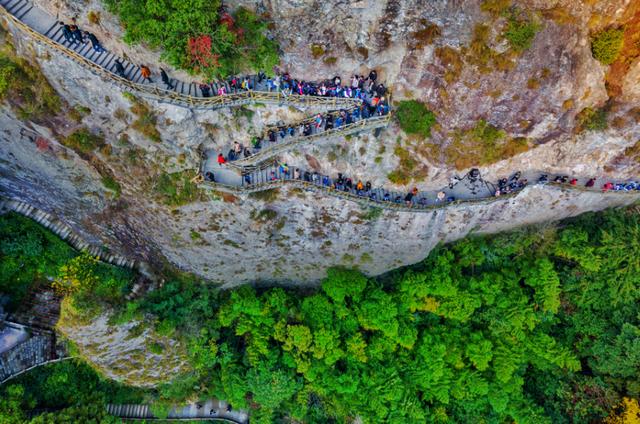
103,0 -> 279,78
0,26 -> 61,120
2,206 -> 640,423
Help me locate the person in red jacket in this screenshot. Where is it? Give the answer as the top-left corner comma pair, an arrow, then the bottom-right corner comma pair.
217,153 -> 226,166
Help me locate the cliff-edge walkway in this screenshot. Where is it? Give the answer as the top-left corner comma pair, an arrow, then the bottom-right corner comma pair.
0,0 -> 363,110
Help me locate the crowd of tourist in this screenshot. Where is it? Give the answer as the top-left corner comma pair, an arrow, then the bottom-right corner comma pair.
195,69 -> 387,102
205,160 -> 640,208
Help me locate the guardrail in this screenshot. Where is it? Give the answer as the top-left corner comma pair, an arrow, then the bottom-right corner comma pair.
197,176 -> 640,213
0,5 -> 362,111
226,114 -> 391,168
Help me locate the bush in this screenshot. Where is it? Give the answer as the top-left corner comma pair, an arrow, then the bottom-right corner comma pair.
591,27 -> 624,65
62,128 -> 104,155
480,0 -> 511,17
503,13 -> 541,52
104,1 -> 279,78
155,171 -> 203,206
101,175 -> 122,198
577,107 -> 608,132
0,32 -> 62,120
127,97 -> 161,142
396,100 -> 437,138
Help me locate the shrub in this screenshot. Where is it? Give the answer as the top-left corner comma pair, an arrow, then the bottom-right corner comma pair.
503,13 -> 541,52
155,171 -> 203,206
127,96 -> 161,142
480,0 -> 511,17
444,120 -> 529,169
411,20 -> 441,49
101,175 -> 122,198
63,128 -> 104,155
577,107 -> 608,132
0,34 -> 62,120
104,1 -> 279,78
311,44 -> 325,58
249,188 -> 280,202
436,46 -> 464,83
396,100 -> 436,138
87,11 -> 101,25
591,27 -> 624,65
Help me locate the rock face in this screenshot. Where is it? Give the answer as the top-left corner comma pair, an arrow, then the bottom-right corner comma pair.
1,0 -> 639,287
56,299 -> 191,387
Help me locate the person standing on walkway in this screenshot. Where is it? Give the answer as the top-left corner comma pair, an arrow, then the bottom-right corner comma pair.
217,153 -> 226,166
200,83 -> 211,97
85,32 -> 105,52
113,59 -> 126,79
140,65 -> 153,83
160,68 -> 175,89
59,22 -> 75,44
69,21 -> 84,43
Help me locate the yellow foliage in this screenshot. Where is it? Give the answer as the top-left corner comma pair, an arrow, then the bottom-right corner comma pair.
52,252 -> 99,295
605,398 -> 640,424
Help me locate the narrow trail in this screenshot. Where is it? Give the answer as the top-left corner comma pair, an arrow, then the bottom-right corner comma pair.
0,0 -> 361,110
106,400 -> 248,423
200,156 -> 640,212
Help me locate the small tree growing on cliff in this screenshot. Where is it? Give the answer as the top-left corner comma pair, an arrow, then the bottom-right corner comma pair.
591,27 -> 625,65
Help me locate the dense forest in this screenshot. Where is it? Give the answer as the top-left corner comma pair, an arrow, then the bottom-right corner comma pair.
1,207 -> 640,423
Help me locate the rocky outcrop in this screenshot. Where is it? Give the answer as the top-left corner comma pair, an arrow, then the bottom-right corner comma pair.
56,299 -> 191,387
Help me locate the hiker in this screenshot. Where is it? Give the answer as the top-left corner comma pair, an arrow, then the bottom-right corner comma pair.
85,32 -> 105,52
70,23 -> 84,43
217,153 -> 226,166
368,69 -> 377,83
602,182 -> 614,192
365,181 -> 372,192
59,22 -> 75,44
279,163 -> 290,177
243,147 -> 251,158
257,70 -> 266,83
160,68 -> 174,89
585,178 -> 596,187
268,130 -> 277,143
140,65 -> 153,83
233,142 -> 242,155
218,85 -> 227,95
303,123 -> 312,136
200,83 -> 211,97
405,187 -> 418,206
538,174 -> 548,183
113,59 -> 126,78
356,180 -> 364,193
209,409 -> 217,415
294,168 -> 301,179
205,171 -> 215,182
569,178 -> 578,185
436,191 -> 446,202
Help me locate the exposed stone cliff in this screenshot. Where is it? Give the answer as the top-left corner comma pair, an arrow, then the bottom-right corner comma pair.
1,0 -> 639,285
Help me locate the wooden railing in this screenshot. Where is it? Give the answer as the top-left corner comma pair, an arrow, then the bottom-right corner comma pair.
227,114 -> 391,168
0,5 -> 362,110
197,177 -> 640,213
